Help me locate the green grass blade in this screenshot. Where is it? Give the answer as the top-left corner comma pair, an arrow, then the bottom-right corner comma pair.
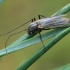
52,3 -> 70,16
17,27 -> 70,70
57,63 -> 70,70
0,28 -> 66,56
0,0 -> 5,4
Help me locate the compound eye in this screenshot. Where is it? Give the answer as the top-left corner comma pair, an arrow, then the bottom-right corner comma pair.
28,31 -> 33,35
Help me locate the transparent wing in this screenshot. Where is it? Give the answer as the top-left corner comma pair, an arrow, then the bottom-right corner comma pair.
39,14 -> 69,29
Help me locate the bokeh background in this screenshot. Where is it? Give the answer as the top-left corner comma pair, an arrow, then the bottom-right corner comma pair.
0,0 -> 70,70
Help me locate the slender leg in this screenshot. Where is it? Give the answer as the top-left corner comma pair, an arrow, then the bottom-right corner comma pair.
32,18 -> 36,22
38,32 -> 46,53
38,15 -> 47,19
32,19 -> 34,22
5,29 -> 27,54
34,18 -> 36,21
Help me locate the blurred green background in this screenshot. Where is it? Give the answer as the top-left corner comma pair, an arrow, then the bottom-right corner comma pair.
0,0 -> 70,70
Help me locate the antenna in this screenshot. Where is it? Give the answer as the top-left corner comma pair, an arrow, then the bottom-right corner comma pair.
0,19 -> 33,36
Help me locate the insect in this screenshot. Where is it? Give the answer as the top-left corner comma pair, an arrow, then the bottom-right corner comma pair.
0,14 -> 70,53
28,14 -> 70,35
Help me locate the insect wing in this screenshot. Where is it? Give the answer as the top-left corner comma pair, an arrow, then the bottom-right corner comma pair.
50,17 -> 70,27
39,16 -> 70,29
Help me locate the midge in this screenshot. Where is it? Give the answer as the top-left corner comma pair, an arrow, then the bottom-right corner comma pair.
28,14 -> 70,35
0,14 -> 70,53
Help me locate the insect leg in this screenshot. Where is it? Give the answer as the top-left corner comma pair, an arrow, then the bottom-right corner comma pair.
5,29 -> 27,54
34,18 -> 36,21
38,32 -> 46,53
38,15 -> 47,19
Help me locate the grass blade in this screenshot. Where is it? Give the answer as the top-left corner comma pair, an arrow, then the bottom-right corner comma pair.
0,28 -> 66,56
57,63 -> 70,70
17,27 -> 70,70
52,3 -> 70,16
0,0 -> 5,4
